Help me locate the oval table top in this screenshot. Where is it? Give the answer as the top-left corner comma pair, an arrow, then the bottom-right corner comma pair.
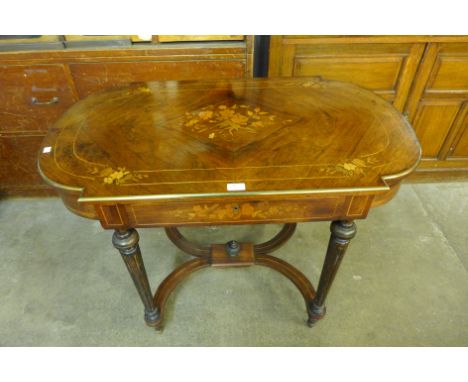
38,77 -> 421,203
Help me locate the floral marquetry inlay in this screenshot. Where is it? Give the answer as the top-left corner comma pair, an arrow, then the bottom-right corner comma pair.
320,157 -> 380,177
93,166 -> 148,185
184,103 -> 292,141
172,202 -> 304,221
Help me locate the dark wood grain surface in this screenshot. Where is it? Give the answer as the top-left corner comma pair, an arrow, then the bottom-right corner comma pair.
38,77 -> 421,208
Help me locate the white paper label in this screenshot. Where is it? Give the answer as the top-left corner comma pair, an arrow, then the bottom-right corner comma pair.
42,146 -> 52,154
227,183 -> 246,191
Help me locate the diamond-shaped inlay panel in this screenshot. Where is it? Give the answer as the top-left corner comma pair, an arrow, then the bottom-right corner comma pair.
182,101 -> 299,152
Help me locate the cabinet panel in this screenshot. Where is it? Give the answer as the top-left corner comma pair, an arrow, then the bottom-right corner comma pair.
70,60 -> 246,98
269,37 -> 425,111
0,64 -> 76,134
294,57 -> 402,92
0,134 -> 46,189
425,43 -> 468,93
411,101 -> 461,158
448,105 -> 468,158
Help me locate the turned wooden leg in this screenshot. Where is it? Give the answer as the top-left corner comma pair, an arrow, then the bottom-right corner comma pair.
112,228 -> 160,327
308,220 -> 357,327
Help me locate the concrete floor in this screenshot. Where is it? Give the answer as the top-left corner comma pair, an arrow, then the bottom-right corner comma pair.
0,183 -> 467,346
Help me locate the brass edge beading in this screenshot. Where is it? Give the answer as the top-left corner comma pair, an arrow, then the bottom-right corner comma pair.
37,160 -> 84,193
77,186 -> 390,204
380,118 -> 422,183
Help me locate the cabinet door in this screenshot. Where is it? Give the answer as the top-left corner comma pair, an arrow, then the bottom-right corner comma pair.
0,134 -> 48,192
405,43 -> 468,165
0,64 -> 77,134
446,104 -> 468,158
268,36 -> 425,111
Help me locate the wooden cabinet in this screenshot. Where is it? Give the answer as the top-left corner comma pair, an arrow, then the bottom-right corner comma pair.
269,36 -> 468,179
0,37 -> 253,196
0,134 -> 49,194
269,36 -> 425,111
0,64 -> 77,134
405,43 -> 468,177
70,60 -> 246,97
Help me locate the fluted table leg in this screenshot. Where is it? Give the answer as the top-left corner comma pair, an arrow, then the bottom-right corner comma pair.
112,228 -> 160,326
308,220 -> 357,327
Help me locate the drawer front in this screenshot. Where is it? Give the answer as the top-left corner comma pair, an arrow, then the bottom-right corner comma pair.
0,64 -> 76,134
95,195 -> 373,228
70,60 -> 246,98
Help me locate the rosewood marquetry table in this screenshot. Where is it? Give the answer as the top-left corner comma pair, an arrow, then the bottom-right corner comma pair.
38,77 -> 421,331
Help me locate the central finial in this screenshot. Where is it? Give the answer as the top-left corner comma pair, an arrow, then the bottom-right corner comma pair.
225,240 -> 241,257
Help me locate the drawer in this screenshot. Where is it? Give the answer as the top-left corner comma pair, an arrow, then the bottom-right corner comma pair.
0,64 -> 76,134
426,43 -> 468,93
70,61 -> 246,97
95,195 -> 374,228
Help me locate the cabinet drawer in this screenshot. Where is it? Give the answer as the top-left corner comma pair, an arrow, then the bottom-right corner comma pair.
0,64 -> 76,134
70,61 -> 246,97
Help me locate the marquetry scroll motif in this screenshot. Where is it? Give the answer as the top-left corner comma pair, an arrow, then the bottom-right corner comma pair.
184,103 -> 293,141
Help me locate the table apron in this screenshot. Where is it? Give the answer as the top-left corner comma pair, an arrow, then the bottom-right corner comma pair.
94,194 -> 374,229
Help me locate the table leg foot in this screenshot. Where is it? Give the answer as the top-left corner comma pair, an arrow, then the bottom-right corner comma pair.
144,307 -> 160,326
307,300 -> 326,327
